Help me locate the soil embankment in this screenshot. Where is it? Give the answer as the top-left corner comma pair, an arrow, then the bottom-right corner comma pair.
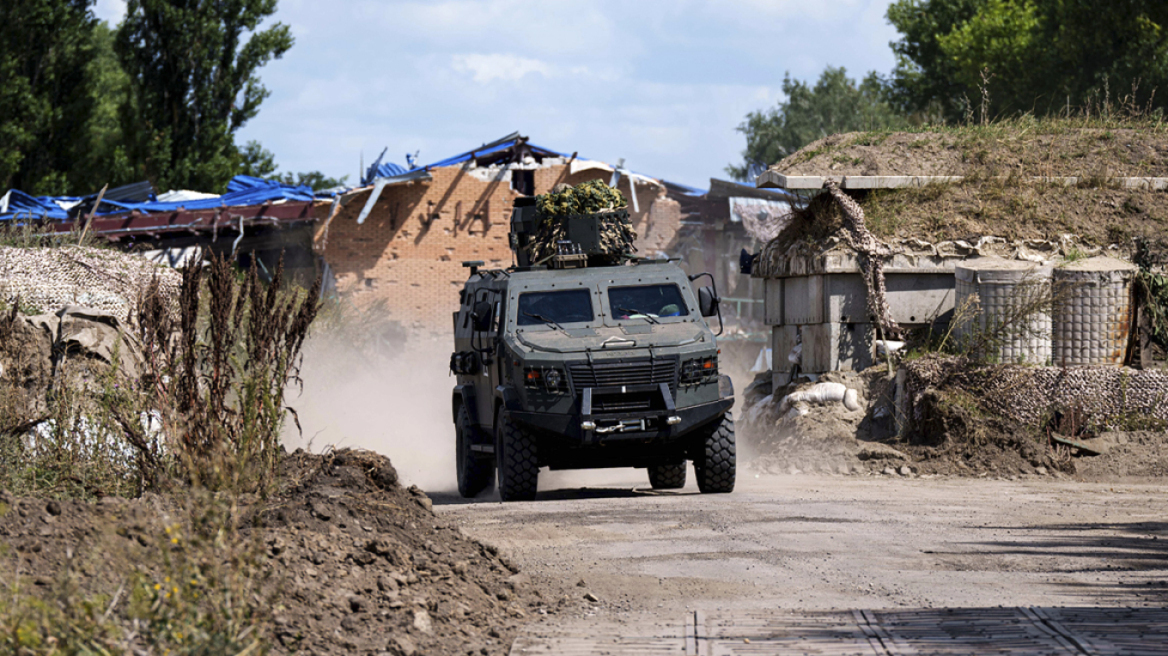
0,449 -> 547,655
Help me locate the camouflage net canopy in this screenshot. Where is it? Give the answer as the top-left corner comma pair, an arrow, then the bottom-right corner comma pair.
527,180 -> 637,265
0,246 -> 181,319
904,354 -> 1168,432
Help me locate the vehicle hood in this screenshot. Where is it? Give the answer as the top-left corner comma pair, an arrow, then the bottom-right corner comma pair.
510,321 -> 712,354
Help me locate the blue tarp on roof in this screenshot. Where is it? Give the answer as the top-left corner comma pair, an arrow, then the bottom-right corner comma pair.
2,134 -> 712,222
417,133 -> 571,170
0,190 -> 75,220
0,175 -> 315,221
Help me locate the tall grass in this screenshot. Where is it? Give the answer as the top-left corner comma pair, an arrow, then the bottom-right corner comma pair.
0,252 -> 321,497
0,249 -> 320,653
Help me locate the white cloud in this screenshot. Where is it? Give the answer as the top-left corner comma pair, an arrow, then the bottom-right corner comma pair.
93,0 -> 127,24
451,53 -> 553,84
234,0 -> 901,188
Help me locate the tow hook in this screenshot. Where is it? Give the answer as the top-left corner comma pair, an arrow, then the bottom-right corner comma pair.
585,416 -> 680,434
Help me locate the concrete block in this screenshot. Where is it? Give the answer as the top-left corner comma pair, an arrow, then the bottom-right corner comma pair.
764,278 -> 784,325
834,322 -> 875,372
756,171 -> 823,189
824,273 -> 868,323
884,272 -> 957,325
770,325 -> 798,373
1118,177 -> 1168,191
801,324 -> 833,373
801,322 -> 875,373
784,275 -> 824,325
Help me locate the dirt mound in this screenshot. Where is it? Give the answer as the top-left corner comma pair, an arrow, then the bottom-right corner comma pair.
0,449 -> 543,655
738,366 -> 1167,481
765,127 -> 1168,245
741,370 -> 908,476
773,126 -> 1168,178
901,388 -> 1063,478
1072,431 -> 1168,480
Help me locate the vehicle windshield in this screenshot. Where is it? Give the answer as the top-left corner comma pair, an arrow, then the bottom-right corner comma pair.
608,284 -> 689,320
516,289 -> 594,326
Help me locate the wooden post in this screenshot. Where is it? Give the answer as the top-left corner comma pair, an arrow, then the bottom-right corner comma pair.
78,183 -> 108,245
1138,306 -> 1165,370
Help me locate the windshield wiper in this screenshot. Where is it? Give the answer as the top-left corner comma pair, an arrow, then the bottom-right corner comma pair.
522,311 -> 566,332
615,307 -> 659,324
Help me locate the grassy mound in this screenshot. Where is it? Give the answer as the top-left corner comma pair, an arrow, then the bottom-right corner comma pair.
769,118 -> 1168,245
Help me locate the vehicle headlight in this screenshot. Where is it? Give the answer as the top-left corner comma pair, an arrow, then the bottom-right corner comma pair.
524,366 -> 568,394
680,356 -> 718,386
544,368 -> 563,391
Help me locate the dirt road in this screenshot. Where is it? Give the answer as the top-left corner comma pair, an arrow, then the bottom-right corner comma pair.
435,472 -> 1168,654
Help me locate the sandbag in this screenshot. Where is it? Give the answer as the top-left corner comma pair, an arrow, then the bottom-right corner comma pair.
778,382 -> 862,414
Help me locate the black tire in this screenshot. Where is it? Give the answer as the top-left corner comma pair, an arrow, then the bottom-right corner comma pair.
456,405 -> 494,498
647,463 -> 687,489
694,413 -> 735,494
496,411 -> 538,501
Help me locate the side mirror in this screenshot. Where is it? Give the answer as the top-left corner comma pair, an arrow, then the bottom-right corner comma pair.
698,286 -> 719,317
472,301 -> 493,331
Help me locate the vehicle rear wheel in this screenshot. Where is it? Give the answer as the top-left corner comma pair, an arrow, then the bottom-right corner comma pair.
694,413 -> 735,494
456,405 -> 494,498
496,411 -> 538,501
647,463 -> 687,489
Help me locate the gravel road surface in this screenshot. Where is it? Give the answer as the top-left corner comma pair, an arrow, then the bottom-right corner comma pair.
435,472 -> 1168,654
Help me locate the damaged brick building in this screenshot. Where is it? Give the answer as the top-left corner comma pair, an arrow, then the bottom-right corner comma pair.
314,133 -> 685,329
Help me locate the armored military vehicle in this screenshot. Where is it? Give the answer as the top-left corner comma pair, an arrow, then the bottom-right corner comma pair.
449,189 -> 735,501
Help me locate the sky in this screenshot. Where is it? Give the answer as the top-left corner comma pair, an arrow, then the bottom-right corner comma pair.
94,0 -> 900,190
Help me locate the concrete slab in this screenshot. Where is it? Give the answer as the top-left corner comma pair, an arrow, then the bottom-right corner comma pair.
755,171 -> 1168,192
756,171 -> 824,189
783,275 -> 824,325
841,175 -> 963,189
770,325 -> 798,374
763,278 -> 783,325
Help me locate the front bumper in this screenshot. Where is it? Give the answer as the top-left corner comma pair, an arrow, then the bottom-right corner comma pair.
509,391 -> 733,446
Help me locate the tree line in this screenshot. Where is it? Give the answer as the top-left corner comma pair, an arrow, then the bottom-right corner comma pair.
1,0 -> 344,197
729,0 -> 1168,181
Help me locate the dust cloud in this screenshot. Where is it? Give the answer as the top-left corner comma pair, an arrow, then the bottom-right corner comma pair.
282,331 -> 459,493
283,329 -> 760,495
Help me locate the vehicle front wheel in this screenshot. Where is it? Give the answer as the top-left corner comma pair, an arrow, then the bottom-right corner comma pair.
496,411 -> 538,501
456,405 -> 494,498
694,413 -> 735,494
647,463 -> 687,489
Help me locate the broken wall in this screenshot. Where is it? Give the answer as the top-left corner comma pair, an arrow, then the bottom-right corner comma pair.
318,163 -> 678,330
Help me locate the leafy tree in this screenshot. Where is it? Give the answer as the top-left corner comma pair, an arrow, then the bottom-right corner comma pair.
0,0 -> 101,195
116,0 -> 293,193
887,0 -> 1168,119
238,141 -> 348,191
885,0 -> 984,120
727,66 -> 906,181
238,140 -> 278,179
72,22 -> 136,192
277,171 -> 350,191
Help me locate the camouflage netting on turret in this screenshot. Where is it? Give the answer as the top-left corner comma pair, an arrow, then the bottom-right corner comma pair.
904,354 -> 1168,432
527,180 -> 637,265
